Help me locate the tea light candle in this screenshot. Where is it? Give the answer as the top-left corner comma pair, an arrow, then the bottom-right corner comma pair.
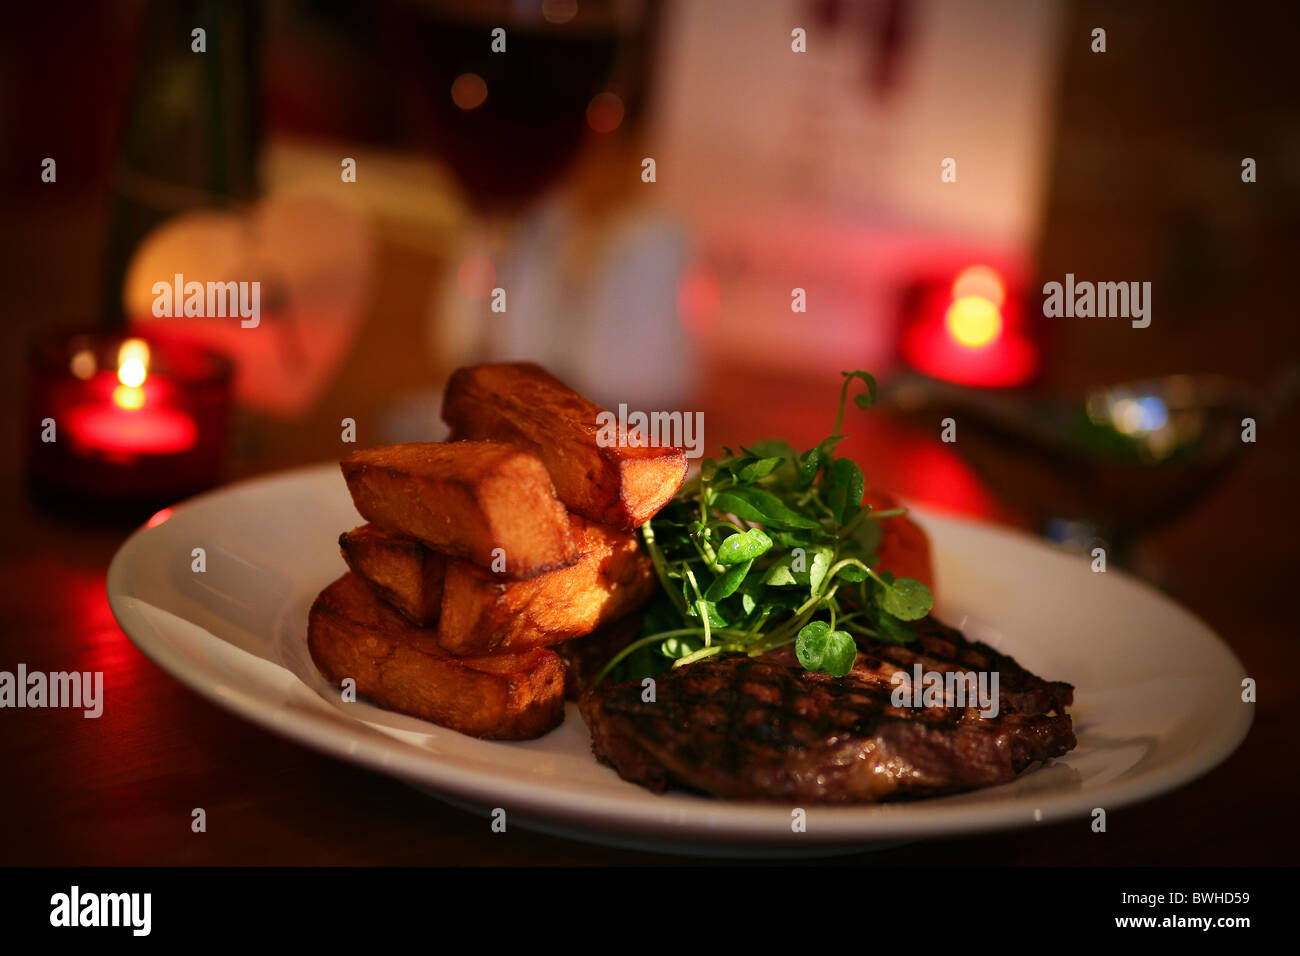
901,266 -> 1038,388
25,331 -> 232,514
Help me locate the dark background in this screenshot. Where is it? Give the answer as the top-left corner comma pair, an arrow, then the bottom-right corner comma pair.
0,0 -> 1296,864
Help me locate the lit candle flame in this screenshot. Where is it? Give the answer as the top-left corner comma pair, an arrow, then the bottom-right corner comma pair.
117,338 -> 150,388
945,295 -> 1002,349
114,338 -> 150,409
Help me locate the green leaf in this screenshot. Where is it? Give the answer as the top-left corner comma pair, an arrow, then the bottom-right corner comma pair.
607,367 -> 897,684
705,558 -> 752,600
817,434 -> 846,460
824,458 -> 864,525
794,621 -> 830,669
808,545 -> 833,596
835,563 -> 869,583
773,529 -> 813,549
821,631 -> 858,676
795,622 -> 858,677
762,561 -> 798,586
796,448 -> 822,488
843,370 -> 878,409
737,456 -> 783,482
744,441 -> 798,488
715,527 -> 773,565
712,487 -> 821,530
737,572 -> 767,601
878,577 -> 933,621
873,611 -> 917,645
684,598 -> 728,627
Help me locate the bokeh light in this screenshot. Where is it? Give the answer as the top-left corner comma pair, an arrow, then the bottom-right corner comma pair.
586,91 -> 625,133
952,265 -> 1005,308
677,268 -> 721,335
69,349 -> 96,380
542,0 -> 579,25
116,338 -> 150,386
945,295 -> 1002,348
113,385 -> 146,410
451,73 -> 488,110
457,255 -> 496,300
117,360 -> 146,388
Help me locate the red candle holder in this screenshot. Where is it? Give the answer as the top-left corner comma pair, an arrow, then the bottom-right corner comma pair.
25,330 -> 232,516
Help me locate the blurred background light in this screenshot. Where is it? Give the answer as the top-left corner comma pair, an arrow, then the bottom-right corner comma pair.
456,254 -> 496,300
450,73 -> 487,111
946,295 -> 1002,349
542,0 -> 579,26
951,265 -> 1006,307
586,91 -> 625,133
113,385 -> 146,410
69,350 -> 96,380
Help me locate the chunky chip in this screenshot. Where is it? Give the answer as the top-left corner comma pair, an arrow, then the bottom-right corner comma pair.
339,525 -> 446,626
438,513 -> 655,655
442,363 -> 687,530
341,441 -> 577,578
341,517 -> 655,655
307,574 -> 565,740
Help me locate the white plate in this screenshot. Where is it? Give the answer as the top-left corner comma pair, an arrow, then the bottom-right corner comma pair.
107,463 -> 1252,855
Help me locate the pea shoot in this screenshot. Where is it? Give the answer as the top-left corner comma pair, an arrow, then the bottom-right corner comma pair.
596,370 -> 934,685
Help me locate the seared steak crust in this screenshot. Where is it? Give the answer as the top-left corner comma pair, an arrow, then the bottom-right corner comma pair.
580,620 -> 1075,803
765,616 -> 1074,718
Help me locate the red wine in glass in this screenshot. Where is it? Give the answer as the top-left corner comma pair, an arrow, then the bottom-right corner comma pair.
400,2 -> 625,213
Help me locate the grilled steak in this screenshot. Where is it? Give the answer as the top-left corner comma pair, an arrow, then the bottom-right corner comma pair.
579,617 -> 1075,803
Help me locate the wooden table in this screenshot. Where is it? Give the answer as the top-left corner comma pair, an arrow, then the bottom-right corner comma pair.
1,363 -> 1295,866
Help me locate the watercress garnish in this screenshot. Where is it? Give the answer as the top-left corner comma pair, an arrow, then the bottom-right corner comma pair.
595,370 -> 933,685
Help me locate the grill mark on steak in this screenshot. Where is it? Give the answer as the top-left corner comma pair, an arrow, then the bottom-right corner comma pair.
766,617 -> 1073,718
579,620 -> 1076,803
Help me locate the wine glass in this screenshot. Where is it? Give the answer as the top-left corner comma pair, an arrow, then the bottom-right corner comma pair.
390,0 -> 643,365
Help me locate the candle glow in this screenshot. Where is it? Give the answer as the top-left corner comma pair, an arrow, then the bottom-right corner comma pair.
113,385 -> 146,410
28,331 -> 230,504
117,338 -> 150,388
901,265 -> 1037,387
946,295 -> 1003,349
951,265 -> 1006,307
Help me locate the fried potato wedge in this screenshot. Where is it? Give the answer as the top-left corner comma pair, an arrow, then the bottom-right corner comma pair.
439,513 -> 656,655
342,517 -> 655,655
341,441 -> 577,578
307,573 -> 565,739
442,362 -> 687,530
339,525 -> 446,626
